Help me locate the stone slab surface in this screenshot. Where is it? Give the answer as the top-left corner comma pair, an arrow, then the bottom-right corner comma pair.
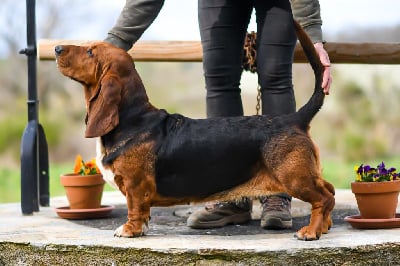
1,189 -> 400,265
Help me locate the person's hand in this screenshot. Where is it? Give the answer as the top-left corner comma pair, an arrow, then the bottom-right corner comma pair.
314,42 -> 332,95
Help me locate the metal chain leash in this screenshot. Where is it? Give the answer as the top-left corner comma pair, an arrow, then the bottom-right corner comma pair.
242,31 -> 260,115
256,84 -> 261,115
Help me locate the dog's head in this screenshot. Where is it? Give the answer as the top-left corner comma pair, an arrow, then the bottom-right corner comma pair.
55,42 -> 137,138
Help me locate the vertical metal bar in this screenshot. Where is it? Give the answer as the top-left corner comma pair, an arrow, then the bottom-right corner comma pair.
20,121 -> 38,214
26,0 -> 38,122
20,0 -> 38,214
18,1 -> 38,119
38,124 -> 49,207
20,0 -> 49,213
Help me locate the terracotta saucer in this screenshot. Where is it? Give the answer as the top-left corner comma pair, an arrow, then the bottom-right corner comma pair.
344,214 -> 400,229
55,205 -> 114,220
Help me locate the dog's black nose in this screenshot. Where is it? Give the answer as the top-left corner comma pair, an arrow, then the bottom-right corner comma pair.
55,45 -> 63,55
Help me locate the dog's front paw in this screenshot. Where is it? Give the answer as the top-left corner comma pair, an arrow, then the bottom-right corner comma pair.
113,224 -> 144,238
294,226 -> 321,241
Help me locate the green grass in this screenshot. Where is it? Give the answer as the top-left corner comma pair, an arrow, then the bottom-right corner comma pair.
0,164 -> 115,203
2,157 -> 400,203
321,157 -> 400,189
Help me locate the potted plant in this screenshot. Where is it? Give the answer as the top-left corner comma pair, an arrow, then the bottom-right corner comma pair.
60,155 -> 105,209
351,162 -> 400,219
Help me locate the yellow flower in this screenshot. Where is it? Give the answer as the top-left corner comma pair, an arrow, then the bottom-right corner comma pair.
74,155 -> 83,174
353,165 -> 359,173
73,154 -> 100,175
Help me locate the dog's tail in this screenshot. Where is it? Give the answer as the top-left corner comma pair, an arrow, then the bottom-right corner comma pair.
294,20 -> 325,131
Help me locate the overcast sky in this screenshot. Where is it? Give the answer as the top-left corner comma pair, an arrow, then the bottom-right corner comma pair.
31,0 -> 400,42
2,0 -> 399,57
85,0 -> 400,41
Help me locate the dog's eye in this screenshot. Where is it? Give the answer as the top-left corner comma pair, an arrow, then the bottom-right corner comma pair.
87,49 -> 93,57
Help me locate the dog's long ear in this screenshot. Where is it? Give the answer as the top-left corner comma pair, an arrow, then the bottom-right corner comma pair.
85,74 -> 121,138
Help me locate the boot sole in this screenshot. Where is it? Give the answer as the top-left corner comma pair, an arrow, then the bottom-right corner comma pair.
260,217 -> 292,230
187,212 -> 251,229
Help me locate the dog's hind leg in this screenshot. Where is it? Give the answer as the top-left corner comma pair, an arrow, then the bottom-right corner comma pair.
321,179 -> 335,234
268,139 -> 335,241
292,178 -> 335,240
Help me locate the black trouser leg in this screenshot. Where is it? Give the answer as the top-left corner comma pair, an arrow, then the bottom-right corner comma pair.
198,0 -> 252,118
255,0 -> 297,116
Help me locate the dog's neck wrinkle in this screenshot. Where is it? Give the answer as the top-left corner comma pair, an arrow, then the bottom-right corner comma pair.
119,77 -> 159,120
122,75 -> 154,106
100,109 -> 168,165
119,96 -> 158,122
105,76 -> 163,149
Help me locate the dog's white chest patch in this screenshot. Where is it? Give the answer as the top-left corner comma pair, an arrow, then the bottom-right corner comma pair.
96,138 -> 118,190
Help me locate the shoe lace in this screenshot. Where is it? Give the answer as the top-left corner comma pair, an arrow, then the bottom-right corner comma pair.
205,198 -> 251,211
261,196 -> 290,212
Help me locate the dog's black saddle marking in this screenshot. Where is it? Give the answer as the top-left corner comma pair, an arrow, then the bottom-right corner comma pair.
154,114 -> 275,198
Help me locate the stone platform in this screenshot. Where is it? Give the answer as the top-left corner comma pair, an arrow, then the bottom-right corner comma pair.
1,189 -> 400,265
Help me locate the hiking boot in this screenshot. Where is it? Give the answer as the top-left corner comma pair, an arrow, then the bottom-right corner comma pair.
260,195 -> 292,229
187,198 -> 252,229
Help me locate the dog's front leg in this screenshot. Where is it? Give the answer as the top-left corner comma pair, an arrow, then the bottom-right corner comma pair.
114,199 -> 150,238
113,175 -> 152,238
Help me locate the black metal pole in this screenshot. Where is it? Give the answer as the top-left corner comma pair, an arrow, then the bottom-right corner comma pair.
23,0 -> 38,121
20,0 -> 49,214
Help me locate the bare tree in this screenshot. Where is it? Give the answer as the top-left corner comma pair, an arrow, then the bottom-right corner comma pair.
0,0 -> 93,158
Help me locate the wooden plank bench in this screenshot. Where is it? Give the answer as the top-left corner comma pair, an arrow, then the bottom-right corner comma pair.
38,40 -> 400,64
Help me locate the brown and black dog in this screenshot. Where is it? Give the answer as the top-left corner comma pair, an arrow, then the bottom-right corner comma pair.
55,20 -> 335,240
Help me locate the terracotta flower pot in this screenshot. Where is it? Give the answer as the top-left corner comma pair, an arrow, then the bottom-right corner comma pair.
351,180 -> 400,219
60,173 -> 105,209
